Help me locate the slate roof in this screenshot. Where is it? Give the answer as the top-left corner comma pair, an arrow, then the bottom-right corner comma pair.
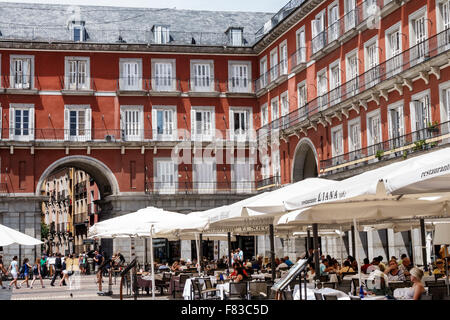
0,2 -> 275,46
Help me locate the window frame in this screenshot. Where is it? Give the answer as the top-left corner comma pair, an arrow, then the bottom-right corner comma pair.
9,103 -> 34,141
64,56 -> 90,90
9,54 -> 35,89
190,59 -> 215,92
151,58 -> 176,91
191,106 -> 215,142
119,58 -> 143,91
152,105 -> 177,141
120,105 -> 144,141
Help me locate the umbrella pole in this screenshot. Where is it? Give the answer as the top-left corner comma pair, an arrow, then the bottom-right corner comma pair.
339,227 -> 344,267
420,219 -> 428,270
227,232 -> 232,272
150,226 -> 155,300
353,219 -> 362,291
312,224 -> 320,281
269,224 -> 276,282
195,233 -> 201,274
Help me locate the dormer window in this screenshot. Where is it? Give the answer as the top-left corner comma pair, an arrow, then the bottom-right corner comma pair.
153,25 -> 170,44
227,27 -> 244,46
71,21 -> 86,42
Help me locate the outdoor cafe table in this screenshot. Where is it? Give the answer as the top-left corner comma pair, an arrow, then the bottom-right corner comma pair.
292,284 -> 386,300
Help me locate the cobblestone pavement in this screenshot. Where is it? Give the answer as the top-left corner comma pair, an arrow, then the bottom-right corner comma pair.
1,274 -> 171,300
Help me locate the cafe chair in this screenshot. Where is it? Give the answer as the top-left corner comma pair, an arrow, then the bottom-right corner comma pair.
420,293 -> 433,300
228,282 -> 248,300
248,282 -> 268,300
314,292 -> 324,300
428,285 -> 447,300
323,282 -> 336,289
192,279 -> 220,300
323,294 -> 338,300
336,280 -> 352,294
283,290 -> 294,300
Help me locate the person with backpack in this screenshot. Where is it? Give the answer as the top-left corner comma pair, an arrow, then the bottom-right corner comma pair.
19,258 -> 32,288
50,253 -> 65,286
30,258 -> 45,289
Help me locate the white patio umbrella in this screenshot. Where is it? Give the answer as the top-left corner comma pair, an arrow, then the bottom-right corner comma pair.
88,206 -> 187,300
0,224 -> 43,246
384,147 -> 450,195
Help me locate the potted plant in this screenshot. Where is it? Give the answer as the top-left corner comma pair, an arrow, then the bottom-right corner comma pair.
375,150 -> 384,161
402,150 -> 408,159
427,121 -> 439,134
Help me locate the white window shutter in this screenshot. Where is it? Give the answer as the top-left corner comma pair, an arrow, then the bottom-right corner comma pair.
9,107 -> 14,139
120,109 -> 125,140
151,109 -> 156,139
64,108 -> 69,140
29,107 -> 34,140
86,108 -> 92,140
191,108 -> 195,139
446,89 -> 450,120
0,105 -> 2,139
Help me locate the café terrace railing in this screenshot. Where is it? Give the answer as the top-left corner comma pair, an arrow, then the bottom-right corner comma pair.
311,0 -> 384,55
258,27 -> 450,140
145,181 -> 257,195
320,120 -> 450,172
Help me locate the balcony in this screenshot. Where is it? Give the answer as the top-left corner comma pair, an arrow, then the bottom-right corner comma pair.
289,46 -> 307,74
116,77 -> 148,96
226,78 -> 255,97
188,77 -> 220,97
149,77 -> 181,96
259,28 -> 450,140
320,120 -> 450,175
145,181 -> 257,195
256,176 -> 281,191
60,76 -> 95,95
255,60 -> 289,95
3,74 -> 39,94
310,0 -> 399,61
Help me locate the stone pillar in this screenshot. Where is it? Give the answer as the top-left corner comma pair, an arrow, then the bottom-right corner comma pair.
0,195 -> 46,264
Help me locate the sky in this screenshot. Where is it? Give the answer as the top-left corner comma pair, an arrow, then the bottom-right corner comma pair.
0,0 -> 288,12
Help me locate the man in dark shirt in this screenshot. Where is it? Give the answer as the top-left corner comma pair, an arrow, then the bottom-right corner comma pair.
50,253 -> 65,286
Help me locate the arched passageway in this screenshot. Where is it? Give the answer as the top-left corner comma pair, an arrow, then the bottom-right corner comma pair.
292,139 -> 318,182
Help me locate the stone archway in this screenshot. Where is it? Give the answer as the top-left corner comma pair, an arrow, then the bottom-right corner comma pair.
292,138 -> 318,182
36,155 -> 120,198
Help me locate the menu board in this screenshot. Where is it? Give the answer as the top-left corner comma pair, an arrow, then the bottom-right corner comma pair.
271,259 -> 308,292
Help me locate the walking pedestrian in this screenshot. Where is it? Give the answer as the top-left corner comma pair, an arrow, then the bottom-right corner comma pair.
93,251 -> 103,285
30,258 -> 45,289
0,255 -> 7,289
79,253 -> 86,275
59,254 -> 73,286
50,253 -> 65,286
8,256 -> 20,289
40,255 -> 48,278
19,258 -> 32,288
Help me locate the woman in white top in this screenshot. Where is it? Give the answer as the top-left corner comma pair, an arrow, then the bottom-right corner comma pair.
8,256 -> 20,289
405,267 -> 425,300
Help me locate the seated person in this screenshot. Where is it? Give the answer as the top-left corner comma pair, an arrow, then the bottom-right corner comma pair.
433,259 -> 446,275
384,259 -> 405,281
366,258 -> 381,274
405,268 -> 425,300
398,256 -> 412,279
230,262 -> 249,283
178,260 -> 188,271
251,257 -> 262,271
319,259 -> 334,276
170,260 -> 180,272
306,263 -> 316,283
339,260 -> 354,274
158,263 -> 170,271
276,258 -> 289,270
284,256 -> 294,267
361,258 -> 371,274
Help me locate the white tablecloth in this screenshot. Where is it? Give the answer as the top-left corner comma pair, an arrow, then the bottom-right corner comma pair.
293,284 -> 348,300
182,277 -> 219,300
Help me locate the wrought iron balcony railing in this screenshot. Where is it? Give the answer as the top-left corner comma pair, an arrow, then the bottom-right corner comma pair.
320,120 -> 450,172
256,176 -> 281,190
258,27 -> 450,140
145,181 -> 257,195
